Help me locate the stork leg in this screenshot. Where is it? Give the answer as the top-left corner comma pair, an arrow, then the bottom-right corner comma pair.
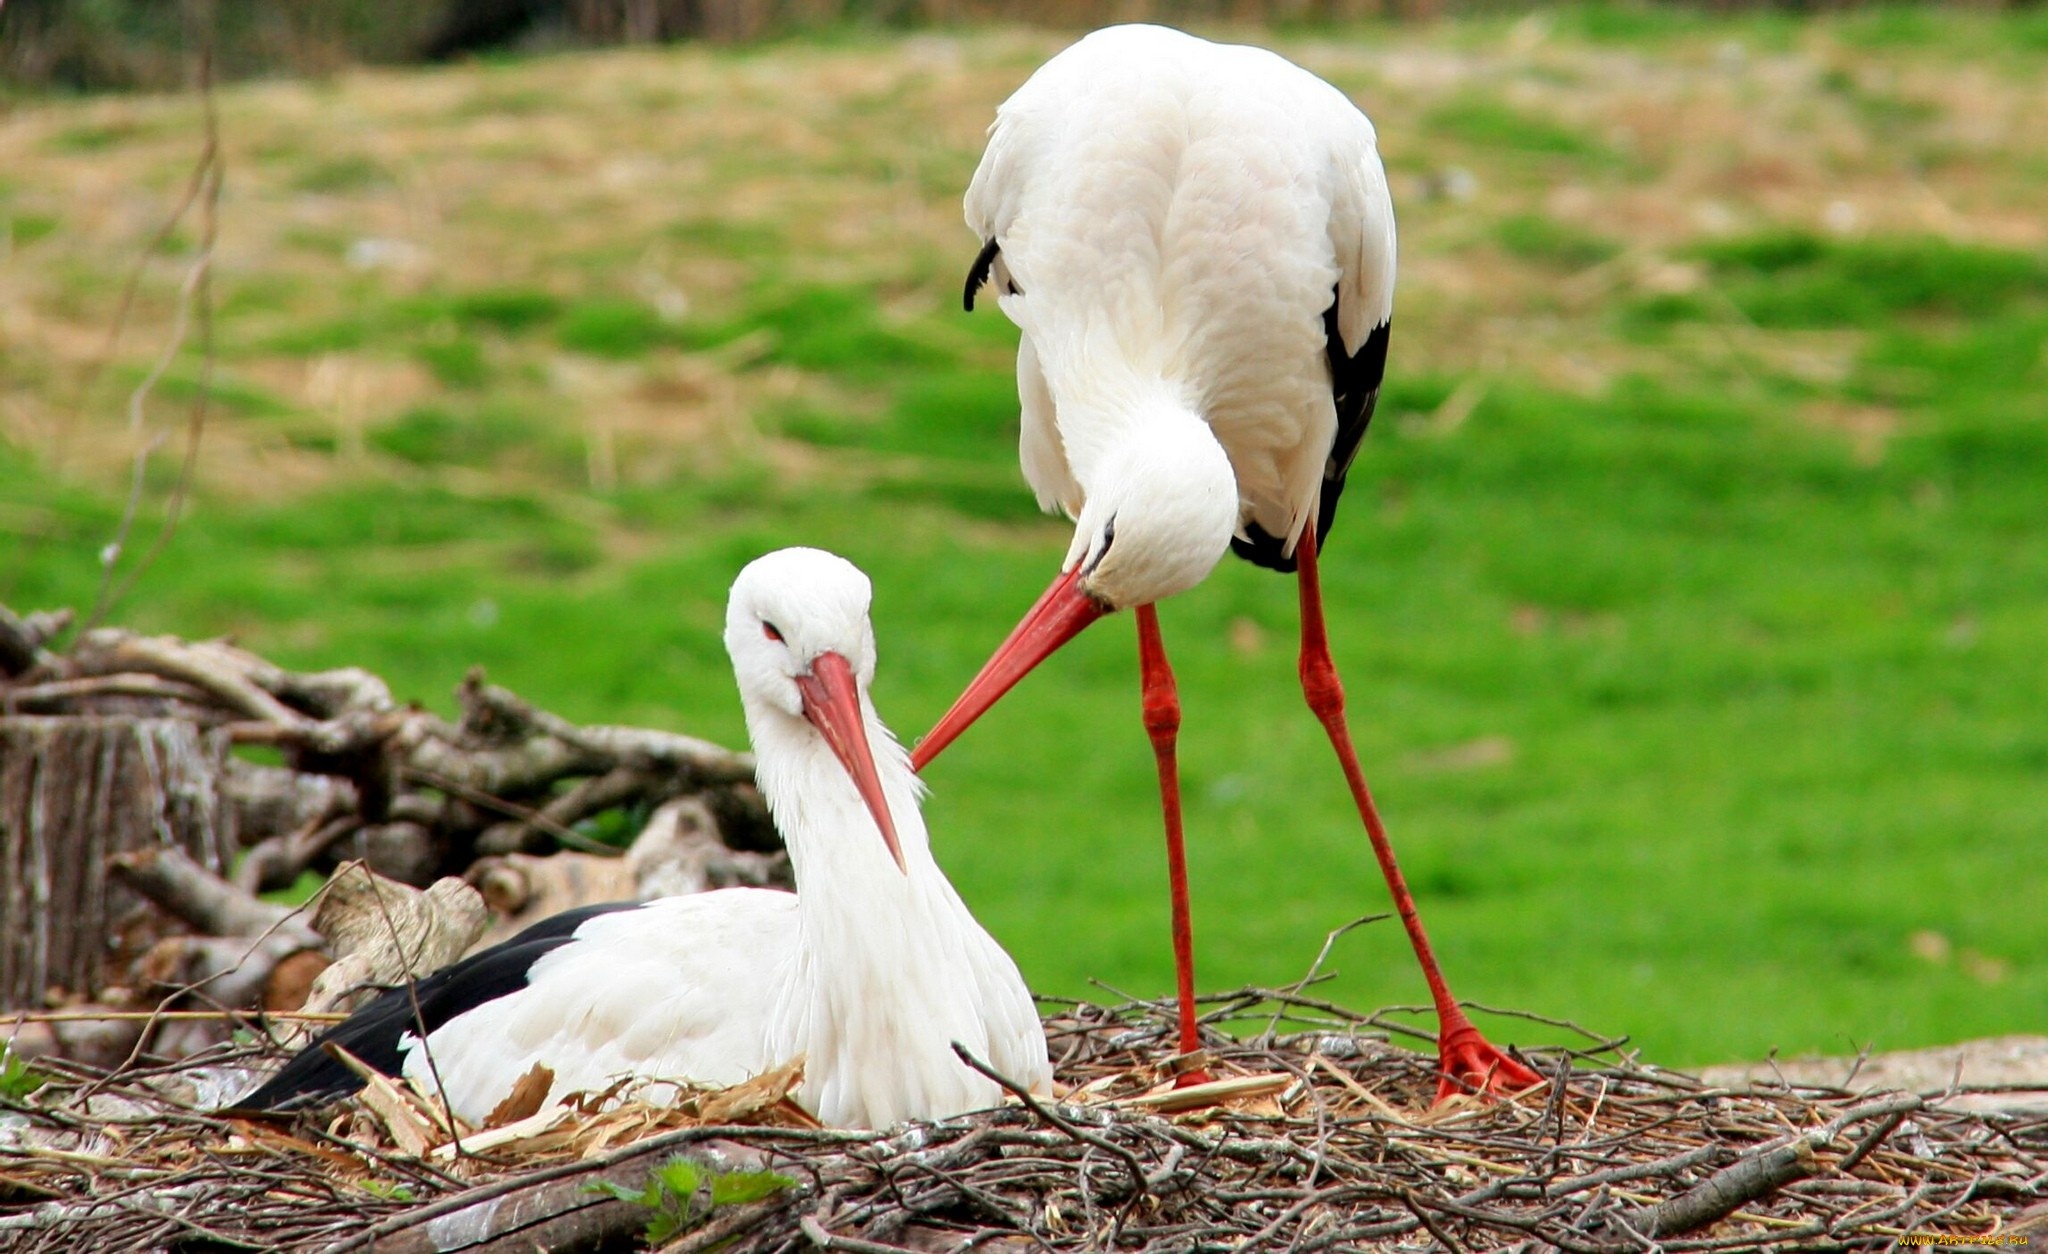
1135,603 -> 1212,1087
1293,523 -> 1542,1103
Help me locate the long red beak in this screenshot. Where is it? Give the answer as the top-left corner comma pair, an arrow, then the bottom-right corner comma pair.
911,565 -> 1112,772
796,652 -> 907,874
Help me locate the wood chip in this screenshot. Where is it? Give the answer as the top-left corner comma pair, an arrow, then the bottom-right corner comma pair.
1114,1071 -> 1292,1113
483,1062 -> 554,1128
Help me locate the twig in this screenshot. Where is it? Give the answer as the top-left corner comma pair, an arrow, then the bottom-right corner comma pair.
1259,913 -> 1387,1046
85,0 -> 221,631
950,1043 -> 1149,1195
1614,1139 -> 1818,1239
800,1212 -> 920,1253
10,1010 -> 349,1024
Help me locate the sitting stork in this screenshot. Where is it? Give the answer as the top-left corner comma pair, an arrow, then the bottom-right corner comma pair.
244,547 -> 1050,1129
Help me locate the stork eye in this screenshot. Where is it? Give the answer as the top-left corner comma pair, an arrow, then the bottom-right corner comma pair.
762,621 -> 785,643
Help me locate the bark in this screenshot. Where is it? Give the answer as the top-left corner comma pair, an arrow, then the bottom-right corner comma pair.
1608,1137 -> 1818,1241
0,716 -> 234,1010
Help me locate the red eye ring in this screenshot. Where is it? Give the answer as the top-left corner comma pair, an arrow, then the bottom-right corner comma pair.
763,622 -> 784,643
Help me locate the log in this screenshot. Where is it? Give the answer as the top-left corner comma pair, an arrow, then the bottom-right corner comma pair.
139,930 -> 331,1057
0,603 -> 780,1054
310,1134 -> 785,1254
223,759 -> 358,848
296,861 -> 489,1023
69,630 -> 311,728
627,796 -> 789,897
0,716 -> 234,1011
468,797 -> 791,947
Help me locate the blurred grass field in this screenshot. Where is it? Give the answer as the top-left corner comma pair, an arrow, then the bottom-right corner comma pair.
3,7 -> 2045,1068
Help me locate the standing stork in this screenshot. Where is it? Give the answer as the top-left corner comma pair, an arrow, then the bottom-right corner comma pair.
911,25 -> 1540,1101
243,548 -> 1050,1129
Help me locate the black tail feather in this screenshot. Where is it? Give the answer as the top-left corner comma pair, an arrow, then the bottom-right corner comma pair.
236,902 -> 637,1110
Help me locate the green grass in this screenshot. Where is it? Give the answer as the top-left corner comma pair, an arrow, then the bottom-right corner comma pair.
452,288 -> 563,333
1691,232 -> 2048,327
558,299 -> 680,358
1496,214 -> 1622,270
1425,97 -> 1618,163
4,16 -> 2044,1071
413,337 -> 492,389
6,210 -> 62,247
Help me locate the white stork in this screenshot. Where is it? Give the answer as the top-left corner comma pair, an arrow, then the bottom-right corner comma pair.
244,548 -> 1051,1129
911,25 -> 1540,1101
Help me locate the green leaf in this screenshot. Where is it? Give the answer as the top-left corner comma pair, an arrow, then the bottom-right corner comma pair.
654,1157 -> 704,1199
0,1047 -> 48,1102
359,1180 -> 416,1203
587,1179 -> 661,1208
709,1170 -> 795,1207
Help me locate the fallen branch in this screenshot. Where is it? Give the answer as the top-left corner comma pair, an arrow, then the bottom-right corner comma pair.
71,630 -> 308,728
1612,1138 -> 1818,1241
110,846 -> 312,941
297,862 -> 489,1022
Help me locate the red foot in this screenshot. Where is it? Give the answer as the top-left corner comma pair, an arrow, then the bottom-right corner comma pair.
1433,1020 -> 1544,1104
1169,1050 -> 1214,1090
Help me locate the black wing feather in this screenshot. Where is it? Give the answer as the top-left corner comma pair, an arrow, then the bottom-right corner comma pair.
236,901 -> 640,1110
964,238 -> 1001,312
1230,300 -> 1392,574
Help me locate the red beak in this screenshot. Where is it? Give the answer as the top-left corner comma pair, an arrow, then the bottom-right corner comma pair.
911,565 -> 1112,772
796,652 -> 907,874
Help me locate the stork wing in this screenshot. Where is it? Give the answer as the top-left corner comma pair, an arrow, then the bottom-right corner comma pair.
236,902 -> 639,1109
1320,130 -> 1396,540
965,105 -> 1077,522
1231,121 -> 1396,573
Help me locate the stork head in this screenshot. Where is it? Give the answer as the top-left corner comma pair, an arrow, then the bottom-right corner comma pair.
1066,428 -> 1239,610
726,547 -> 905,872
913,420 -> 1238,771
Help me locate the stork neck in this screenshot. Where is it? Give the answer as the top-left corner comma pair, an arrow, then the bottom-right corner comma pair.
1063,379 -> 1211,496
749,703 -> 1017,1127
751,703 -> 937,892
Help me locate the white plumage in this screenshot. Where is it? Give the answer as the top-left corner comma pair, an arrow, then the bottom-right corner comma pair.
966,23 -> 1395,605
253,548 -> 1050,1130
918,27 -> 1540,1102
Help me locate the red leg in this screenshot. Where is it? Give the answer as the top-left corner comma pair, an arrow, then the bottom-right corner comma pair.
1294,523 -> 1542,1102
1136,603 -> 1212,1087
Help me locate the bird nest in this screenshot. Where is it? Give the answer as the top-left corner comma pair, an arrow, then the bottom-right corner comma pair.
2,989 -> 2041,1253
